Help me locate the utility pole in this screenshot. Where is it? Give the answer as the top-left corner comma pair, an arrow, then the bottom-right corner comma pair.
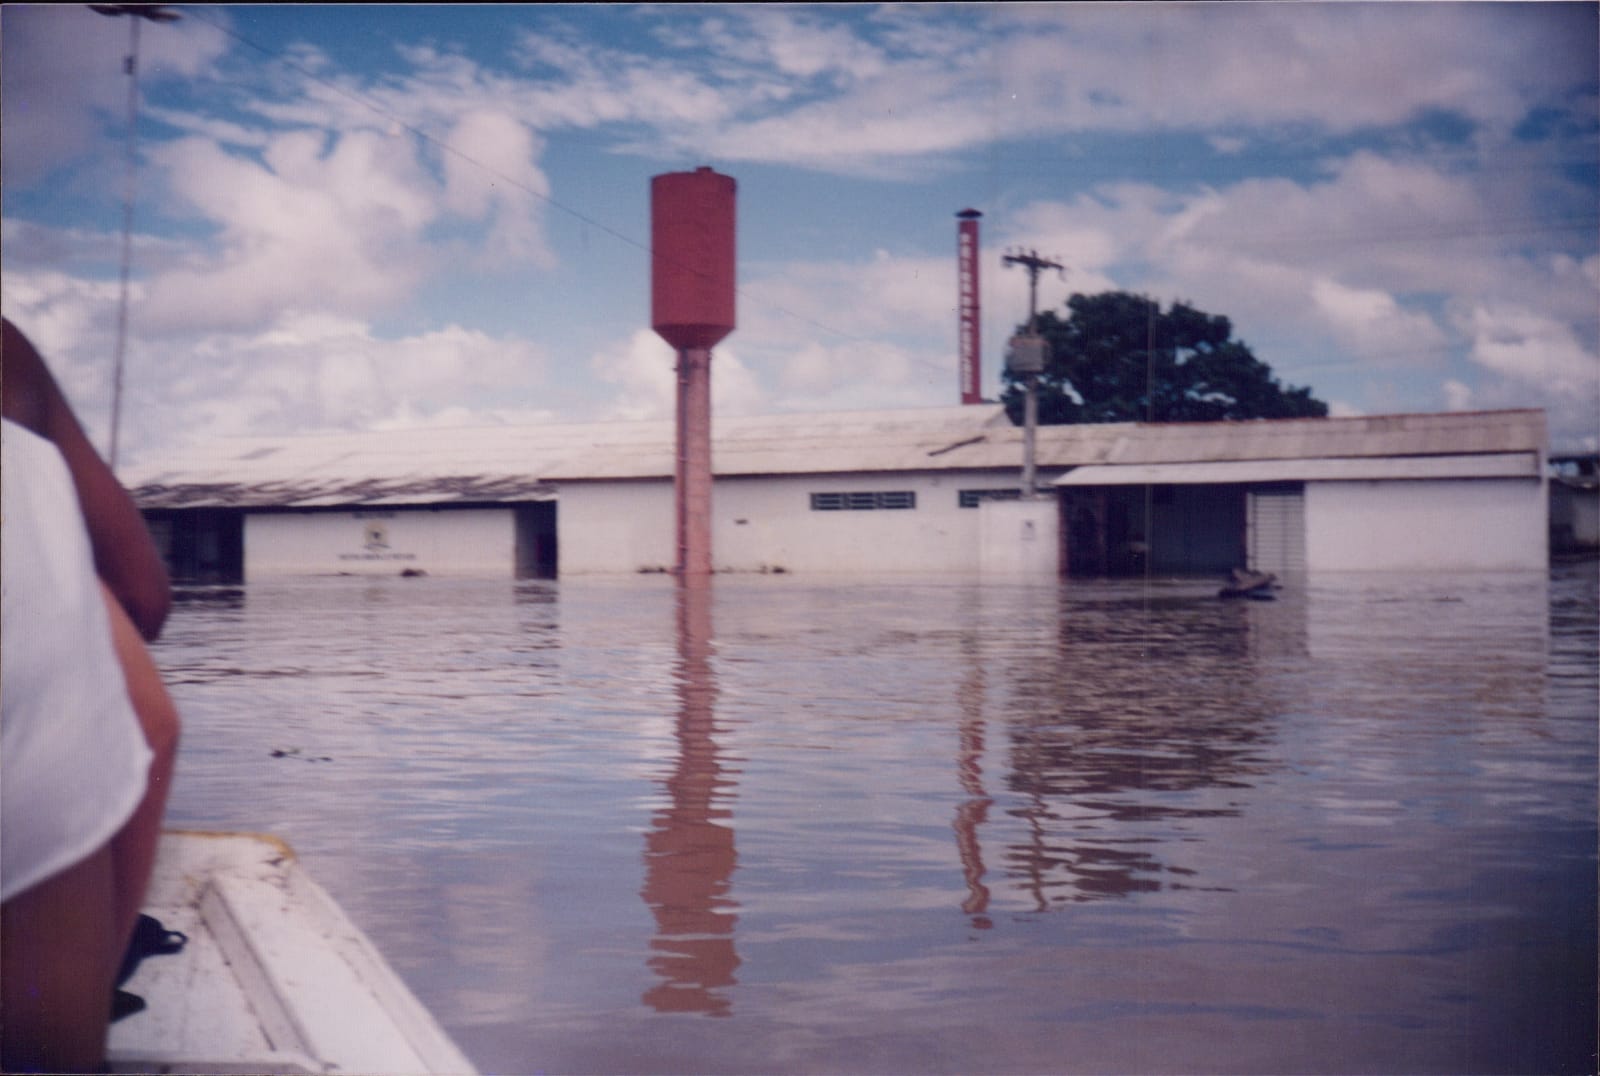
1002,250 -> 1063,329
1002,249 -> 1064,498
90,4 -> 180,472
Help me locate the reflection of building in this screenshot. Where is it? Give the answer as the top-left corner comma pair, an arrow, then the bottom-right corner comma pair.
992,589 -> 1297,905
640,582 -> 740,1016
126,406 -> 1547,581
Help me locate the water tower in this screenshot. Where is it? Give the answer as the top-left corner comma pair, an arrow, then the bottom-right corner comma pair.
651,167 -> 737,578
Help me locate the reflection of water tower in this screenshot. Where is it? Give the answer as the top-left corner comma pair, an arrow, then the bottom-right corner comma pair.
641,582 -> 740,1015
651,168 -> 737,578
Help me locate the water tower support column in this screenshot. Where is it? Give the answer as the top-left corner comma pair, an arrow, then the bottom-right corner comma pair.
676,346 -> 714,577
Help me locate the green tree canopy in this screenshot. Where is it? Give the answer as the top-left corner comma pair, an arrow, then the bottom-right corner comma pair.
1000,291 -> 1328,425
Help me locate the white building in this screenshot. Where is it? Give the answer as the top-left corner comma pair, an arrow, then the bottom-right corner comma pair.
124,405 -> 1548,581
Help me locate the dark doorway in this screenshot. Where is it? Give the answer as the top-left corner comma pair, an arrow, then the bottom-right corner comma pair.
1063,485 -> 1245,577
515,502 -> 559,579
143,509 -> 244,584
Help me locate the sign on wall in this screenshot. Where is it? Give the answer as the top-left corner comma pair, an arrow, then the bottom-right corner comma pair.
245,508 -> 516,577
340,512 -> 419,565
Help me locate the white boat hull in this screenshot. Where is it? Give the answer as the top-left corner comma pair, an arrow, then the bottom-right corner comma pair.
107,831 -> 476,1075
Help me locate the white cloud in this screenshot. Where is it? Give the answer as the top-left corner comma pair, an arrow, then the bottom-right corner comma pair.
591,329 -> 766,421
0,6 -> 230,186
1310,279 -> 1448,362
1442,379 -> 1474,412
1003,4 -> 1589,136
626,4 -> 1594,174
75,315 -> 553,458
138,133 -> 436,333
135,111 -> 556,335
1459,305 -> 1600,450
745,8 -> 889,83
440,111 -> 554,267
772,338 -> 934,413
502,33 -> 734,130
1466,305 -> 1599,399
4,3 -> 1594,458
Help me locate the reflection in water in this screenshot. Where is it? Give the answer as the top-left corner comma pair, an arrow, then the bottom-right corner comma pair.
153,569 -> 1596,1074
640,580 -> 740,1015
1000,591 -> 1288,905
171,584 -> 247,610
953,627 -> 993,929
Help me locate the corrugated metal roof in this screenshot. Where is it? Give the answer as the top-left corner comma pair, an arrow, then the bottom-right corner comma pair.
539,406 -> 1016,480
1054,452 -> 1542,486
124,406 -> 1545,510
1081,408 -> 1547,465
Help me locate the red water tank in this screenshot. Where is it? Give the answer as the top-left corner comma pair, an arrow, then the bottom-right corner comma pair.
651,167 -> 736,351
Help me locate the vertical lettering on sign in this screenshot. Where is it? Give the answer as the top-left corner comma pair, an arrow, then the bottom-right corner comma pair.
958,214 -> 981,404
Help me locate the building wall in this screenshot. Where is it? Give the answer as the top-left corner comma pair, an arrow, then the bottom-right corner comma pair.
1305,478 -> 1547,572
230,473 -> 1548,580
978,499 -> 1060,576
554,480 -> 676,573
246,508 -> 516,578
555,472 -> 1029,575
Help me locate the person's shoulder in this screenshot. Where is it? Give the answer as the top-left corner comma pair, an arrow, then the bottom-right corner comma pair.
2,320 -> 54,434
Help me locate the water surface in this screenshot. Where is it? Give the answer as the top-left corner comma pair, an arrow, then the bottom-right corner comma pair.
155,562 -> 1598,1074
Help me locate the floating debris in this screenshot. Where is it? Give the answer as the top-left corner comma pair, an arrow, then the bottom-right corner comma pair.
270,747 -> 333,762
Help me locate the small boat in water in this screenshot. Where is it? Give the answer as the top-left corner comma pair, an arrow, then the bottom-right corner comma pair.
1218,568 -> 1278,600
107,831 -> 476,1075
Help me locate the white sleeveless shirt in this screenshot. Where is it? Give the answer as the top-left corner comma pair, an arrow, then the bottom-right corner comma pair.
2,418 -> 152,901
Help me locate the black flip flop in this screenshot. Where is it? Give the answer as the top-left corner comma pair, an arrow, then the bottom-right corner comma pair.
111,988 -> 147,1023
116,913 -> 188,987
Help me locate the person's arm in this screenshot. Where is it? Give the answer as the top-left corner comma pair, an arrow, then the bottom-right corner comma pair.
2,319 -> 172,639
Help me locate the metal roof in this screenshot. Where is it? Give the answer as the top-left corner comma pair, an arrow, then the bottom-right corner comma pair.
1071,408 -> 1548,466
1055,452 -> 1541,487
539,406 -> 1016,480
124,406 -> 1546,510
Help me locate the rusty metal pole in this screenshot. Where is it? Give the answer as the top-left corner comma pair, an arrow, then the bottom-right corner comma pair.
676,346 -> 714,578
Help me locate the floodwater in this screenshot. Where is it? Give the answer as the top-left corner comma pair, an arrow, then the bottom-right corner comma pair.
154,561 -> 1598,1075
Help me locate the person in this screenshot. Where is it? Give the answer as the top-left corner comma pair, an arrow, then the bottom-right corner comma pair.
1,320 -> 181,1072
1,319 -> 170,639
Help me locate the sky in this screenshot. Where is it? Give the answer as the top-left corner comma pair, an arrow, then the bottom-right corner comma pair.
2,2 -> 1597,465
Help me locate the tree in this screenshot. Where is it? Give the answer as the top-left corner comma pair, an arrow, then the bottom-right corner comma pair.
1000,291 -> 1328,425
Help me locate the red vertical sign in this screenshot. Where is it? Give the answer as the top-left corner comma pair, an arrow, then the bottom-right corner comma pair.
957,209 -> 982,404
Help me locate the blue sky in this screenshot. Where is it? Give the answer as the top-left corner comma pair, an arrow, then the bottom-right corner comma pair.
3,2 -> 1596,462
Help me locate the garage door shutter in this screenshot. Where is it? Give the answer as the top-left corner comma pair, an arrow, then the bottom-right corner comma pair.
1248,485 -> 1305,575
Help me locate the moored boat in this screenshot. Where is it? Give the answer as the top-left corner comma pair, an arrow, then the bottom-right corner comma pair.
106,831 -> 476,1075
1218,567 -> 1278,600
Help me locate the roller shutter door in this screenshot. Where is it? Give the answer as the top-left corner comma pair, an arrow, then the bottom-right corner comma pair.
1248,485 -> 1305,575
